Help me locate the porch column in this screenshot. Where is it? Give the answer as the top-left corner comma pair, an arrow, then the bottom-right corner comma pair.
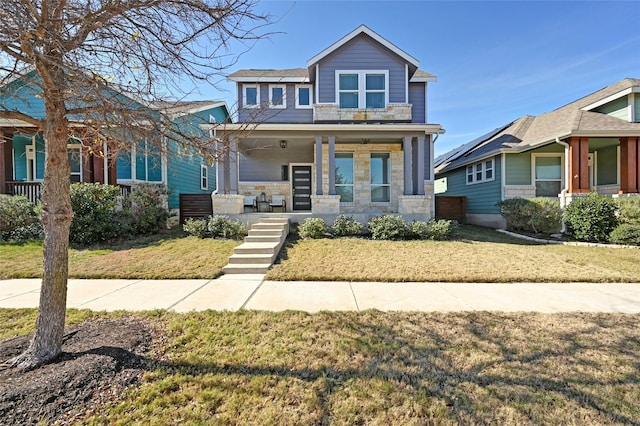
0,130 -> 8,193
229,136 -> 238,194
403,136 -> 413,195
328,135 -> 336,195
215,139 -> 226,194
568,136 -> 590,193
429,134 -> 435,181
416,136 -> 425,195
619,137 -> 640,194
315,136 -> 323,195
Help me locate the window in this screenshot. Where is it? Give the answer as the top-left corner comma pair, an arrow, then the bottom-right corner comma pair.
370,153 -> 390,202
269,84 -> 286,108
295,85 -> 312,108
466,158 -> 495,184
201,165 -> 208,190
534,155 -> 563,197
336,71 -> 388,109
335,152 -> 354,202
68,146 -> 82,183
243,85 -> 259,108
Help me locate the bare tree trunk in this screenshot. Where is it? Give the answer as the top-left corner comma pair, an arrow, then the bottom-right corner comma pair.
12,69 -> 72,370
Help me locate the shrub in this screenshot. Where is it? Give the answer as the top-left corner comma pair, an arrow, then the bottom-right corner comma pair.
427,219 -> 458,240
298,217 -> 328,239
207,215 -> 247,240
616,197 -> 640,225
609,224 -> 640,246
407,220 -> 430,240
70,183 -> 123,245
367,215 -> 408,240
182,217 -> 210,238
497,197 -> 562,234
331,215 -> 362,237
9,223 -> 44,242
123,183 -> 171,235
0,195 -> 41,241
564,193 -> 618,243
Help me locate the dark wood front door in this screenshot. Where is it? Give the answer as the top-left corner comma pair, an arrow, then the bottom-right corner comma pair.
292,166 -> 312,211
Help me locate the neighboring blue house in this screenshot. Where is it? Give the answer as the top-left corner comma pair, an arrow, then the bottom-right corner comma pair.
0,73 -> 230,211
434,78 -> 640,228
205,25 -> 444,219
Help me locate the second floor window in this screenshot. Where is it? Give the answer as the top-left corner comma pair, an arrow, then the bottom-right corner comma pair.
243,85 -> 259,108
337,71 -> 388,109
295,85 -> 312,108
269,85 -> 286,108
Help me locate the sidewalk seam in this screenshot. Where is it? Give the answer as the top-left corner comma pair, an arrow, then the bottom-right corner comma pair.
240,278 -> 266,310
166,279 -> 216,311
348,282 -> 360,311
74,279 -> 144,308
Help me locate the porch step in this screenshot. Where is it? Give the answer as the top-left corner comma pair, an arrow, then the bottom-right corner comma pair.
222,218 -> 290,275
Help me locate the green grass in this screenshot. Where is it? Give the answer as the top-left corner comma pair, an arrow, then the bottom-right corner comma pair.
266,225 -> 640,282
5,309 -> 639,425
0,235 -> 238,280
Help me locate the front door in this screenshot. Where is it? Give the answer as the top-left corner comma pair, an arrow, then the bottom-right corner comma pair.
292,165 -> 312,211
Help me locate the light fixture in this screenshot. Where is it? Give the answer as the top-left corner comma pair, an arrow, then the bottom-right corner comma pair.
361,138 -> 370,144
280,140 -> 287,149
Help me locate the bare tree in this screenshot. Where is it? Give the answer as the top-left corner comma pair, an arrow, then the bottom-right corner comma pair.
0,0 -> 269,369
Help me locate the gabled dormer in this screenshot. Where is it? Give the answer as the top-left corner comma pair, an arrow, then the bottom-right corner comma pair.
307,24 -> 435,124
578,78 -> 640,123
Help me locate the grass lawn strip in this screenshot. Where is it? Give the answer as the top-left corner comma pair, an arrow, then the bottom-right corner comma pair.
2,309 -> 638,425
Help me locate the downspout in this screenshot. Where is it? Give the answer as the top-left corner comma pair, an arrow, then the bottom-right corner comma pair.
556,137 -> 570,233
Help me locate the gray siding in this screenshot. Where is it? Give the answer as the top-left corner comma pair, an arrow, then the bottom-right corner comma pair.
409,83 -> 425,123
237,83 -> 314,123
239,146 -> 313,181
317,34 -> 407,104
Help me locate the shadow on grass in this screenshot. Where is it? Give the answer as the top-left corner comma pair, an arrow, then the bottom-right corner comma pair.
147,312 -> 639,424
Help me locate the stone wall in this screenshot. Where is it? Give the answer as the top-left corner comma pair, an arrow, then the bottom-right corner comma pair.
211,194 -> 244,214
504,185 -> 536,199
313,103 -> 412,122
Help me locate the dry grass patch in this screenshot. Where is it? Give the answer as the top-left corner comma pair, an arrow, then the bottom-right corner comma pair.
267,226 -> 640,282
0,236 -> 238,279
3,309 -> 639,425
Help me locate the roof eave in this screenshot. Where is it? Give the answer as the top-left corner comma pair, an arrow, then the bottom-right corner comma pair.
436,148 -> 517,174
227,76 -> 310,83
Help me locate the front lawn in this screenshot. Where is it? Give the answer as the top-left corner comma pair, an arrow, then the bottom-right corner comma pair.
3,309 -> 639,425
0,235 -> 238,280
266,225 -> 640,282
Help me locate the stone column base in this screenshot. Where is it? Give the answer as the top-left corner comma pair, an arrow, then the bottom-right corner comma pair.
212,194 -> 244,215
311,195 -> 341,214
398,195 -> 433,218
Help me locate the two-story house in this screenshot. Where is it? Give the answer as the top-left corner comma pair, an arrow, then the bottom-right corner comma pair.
434,78 -> 640,228
206,25 -> 444,220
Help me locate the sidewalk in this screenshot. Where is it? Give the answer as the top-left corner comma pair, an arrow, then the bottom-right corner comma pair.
2,276 -> 640,313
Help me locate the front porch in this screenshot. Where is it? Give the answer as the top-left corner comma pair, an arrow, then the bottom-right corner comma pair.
210,123 -> 441,219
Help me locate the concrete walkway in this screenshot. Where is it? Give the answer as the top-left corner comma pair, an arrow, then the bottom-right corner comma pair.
2,276 -> 640,313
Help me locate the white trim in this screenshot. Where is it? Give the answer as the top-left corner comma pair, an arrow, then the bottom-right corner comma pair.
206,122 -> 444,134
268,84 -> 287,109
531,152 -> 565,197
580,87 -> 639,111
501,153 -> 506,201
465,158 -> 495,185
103,141 -> 109,184
404,64 -> 409,104
629,93 -> 636,123
200,164 -> 208,190
242,84 -> 260,109
307,24 -> 419,68
295,84 -> 313,109
335,70 -> 389,109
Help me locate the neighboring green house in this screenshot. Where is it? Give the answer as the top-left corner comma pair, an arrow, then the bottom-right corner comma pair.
435,78 -> 640,228
0,73 -> 230,211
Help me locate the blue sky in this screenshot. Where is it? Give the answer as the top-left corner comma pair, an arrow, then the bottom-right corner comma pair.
198,0 -> 640,156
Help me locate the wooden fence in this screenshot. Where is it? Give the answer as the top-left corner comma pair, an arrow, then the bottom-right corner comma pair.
435,196 -> 466,223
179,193 -> 213,224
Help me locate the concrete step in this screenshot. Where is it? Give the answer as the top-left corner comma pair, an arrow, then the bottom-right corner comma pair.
233,242 -> 280,255
248,230 -> 285,238
251,223 -> 286,230
222,263 -> 271,274
227,253 -> 277,264
244,235 -> 282,243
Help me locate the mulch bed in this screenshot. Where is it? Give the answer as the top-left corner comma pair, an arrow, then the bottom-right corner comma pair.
0,317 -> 159,425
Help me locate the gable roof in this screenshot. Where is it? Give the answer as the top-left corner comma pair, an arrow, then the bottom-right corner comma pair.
150,100 -> 229,119
436,78 -> 640,174
306,24 -> 420,69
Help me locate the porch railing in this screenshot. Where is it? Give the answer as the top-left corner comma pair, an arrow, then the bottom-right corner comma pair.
5,181 -> 132,204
